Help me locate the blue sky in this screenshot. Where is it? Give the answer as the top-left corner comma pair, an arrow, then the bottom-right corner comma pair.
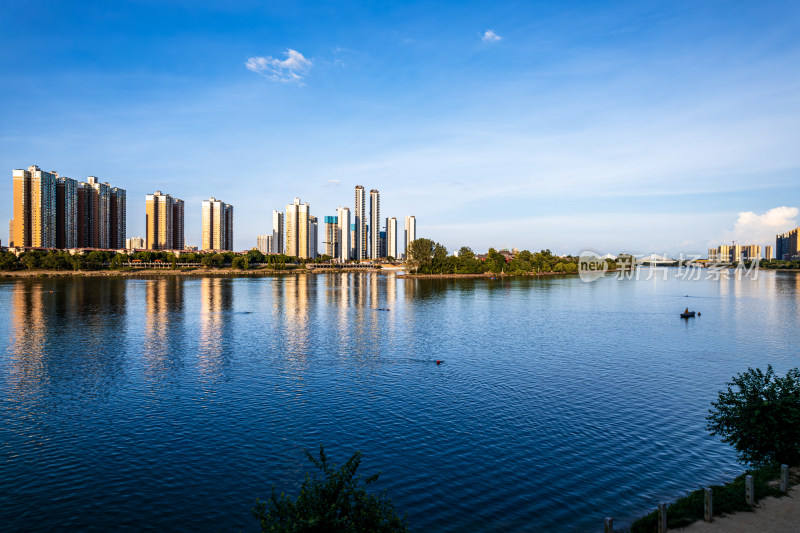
2,0 -> 799,255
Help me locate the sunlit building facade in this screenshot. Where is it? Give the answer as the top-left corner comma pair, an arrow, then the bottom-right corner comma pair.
202,197 -> 234,251
286,197 -> 311,259
146,191 -> 184,250
404,215 -> 416,259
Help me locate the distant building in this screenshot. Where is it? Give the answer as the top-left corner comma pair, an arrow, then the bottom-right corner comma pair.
386,217 -> 398,259
354,185 -> 366,260
776,228 -> 799,260
404,215 -> 416,258
765,245 -> 773,260
310,215 -> 318,258
369,189 -> 380,259
202,197 -> 234,251
379,230 -> 386,258
257,234 -> 272,254
286,197 -> 311,258
126,236 -> 145,250
709,243 -> 762,262
324,216 -> 339,257
272,210 -> 284,254
336,206 -> 351,262
145,191 -> 184,250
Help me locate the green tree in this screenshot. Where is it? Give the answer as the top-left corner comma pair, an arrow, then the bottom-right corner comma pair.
247,249 -> 265,264
0,252 -> 19,270
253,446 -> 408,533
707,366 -> 800,467
458,246 -> 475,260
20,251 -> 42,270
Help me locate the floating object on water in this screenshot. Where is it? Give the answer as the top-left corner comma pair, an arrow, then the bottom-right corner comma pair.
680,307 -> 696,318
435,360 -> 443,365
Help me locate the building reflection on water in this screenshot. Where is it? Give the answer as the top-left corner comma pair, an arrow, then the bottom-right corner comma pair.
198,277 -> 233,377
143,277 -> 185,378
7,278 -> 128,402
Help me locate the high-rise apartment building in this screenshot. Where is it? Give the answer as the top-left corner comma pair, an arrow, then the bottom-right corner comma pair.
173,198 -> 185,250
286,197 -> 311,258
11,165 -> 125,250
324,216 -> 339,257
202,197 -> 234,251
56,176 -> 78,249
336,206 -> 351,262
369,189 -> 380,259
776,228 -> 799,260
310,216 -> 318,258
110,187 -> 126,249
386,217 -> 397,260
146,191 -> 184,250
765,245 -> 773,260
86,177 -> 110,248
126,236 -> 145,250
257,234 -> 272,254
272,210 -> 284,254
354,185 -> 366,260
404,215 -> 416,258
10,166 -> 57,248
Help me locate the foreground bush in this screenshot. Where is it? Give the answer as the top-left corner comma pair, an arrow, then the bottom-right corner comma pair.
707,366 -> 800,467
253,446 -> 408,532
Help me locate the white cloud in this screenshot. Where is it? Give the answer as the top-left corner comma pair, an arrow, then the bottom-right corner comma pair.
720,206 -> 799,244
245,49 -> 312,84
481,30 -> 502,43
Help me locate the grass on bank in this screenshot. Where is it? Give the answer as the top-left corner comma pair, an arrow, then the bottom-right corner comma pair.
629,462 -> 786,532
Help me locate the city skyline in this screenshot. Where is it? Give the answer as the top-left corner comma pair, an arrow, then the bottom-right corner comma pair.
1,2 -> 799,254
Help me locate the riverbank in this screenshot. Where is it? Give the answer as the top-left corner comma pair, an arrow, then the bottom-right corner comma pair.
675,472 -> 800,532
401,271 -> 578,279
629,464 -> 798,532
0,267 -> 307,278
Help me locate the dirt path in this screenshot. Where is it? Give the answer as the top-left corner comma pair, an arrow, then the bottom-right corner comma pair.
675,482 -> 799,533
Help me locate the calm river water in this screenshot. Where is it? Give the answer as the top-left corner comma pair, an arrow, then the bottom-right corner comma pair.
2,270 -> 800,532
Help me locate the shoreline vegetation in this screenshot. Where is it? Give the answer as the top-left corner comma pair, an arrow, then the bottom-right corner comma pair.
0,238 -> 589,279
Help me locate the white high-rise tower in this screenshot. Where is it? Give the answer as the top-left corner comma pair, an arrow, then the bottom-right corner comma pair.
354,185 -> 366,260
369,189 -> 380,259
337,206 -> 351,262
404,215 -> 416,258
386,217 -> 397,260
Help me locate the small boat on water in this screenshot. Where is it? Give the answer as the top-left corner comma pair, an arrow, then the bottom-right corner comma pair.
680,307 -> 696,318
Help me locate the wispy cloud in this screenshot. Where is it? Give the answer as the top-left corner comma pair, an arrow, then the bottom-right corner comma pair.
720,206 -> 799,245
481,30 -> 502,43
325,179 -> 342,188
245,49 -> 312,84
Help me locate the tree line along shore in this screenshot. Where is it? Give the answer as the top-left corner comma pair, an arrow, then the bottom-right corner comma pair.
0,238 -> 586,278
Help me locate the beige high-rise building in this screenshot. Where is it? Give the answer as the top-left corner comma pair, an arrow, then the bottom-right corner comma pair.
202,197 -> 234,251
10,165 -> 57,248
386,217 -> 398,260
765,245 -> 774,260
146,191 -> 184,250
404,215 -> 416,258
337,206 -> 351,262
285,197 -> 311,258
